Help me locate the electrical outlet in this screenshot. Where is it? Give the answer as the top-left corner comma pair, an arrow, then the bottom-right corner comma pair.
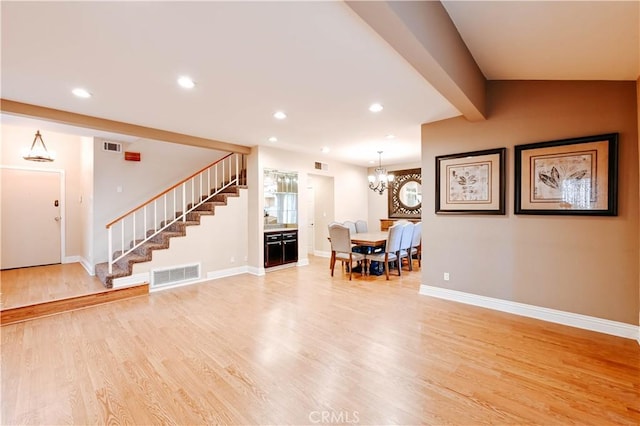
230,257 -> 235,264
444,272 -> 450,281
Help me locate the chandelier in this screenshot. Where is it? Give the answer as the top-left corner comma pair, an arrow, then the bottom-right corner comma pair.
23,130 -> 55,162
368,151 -> 394,194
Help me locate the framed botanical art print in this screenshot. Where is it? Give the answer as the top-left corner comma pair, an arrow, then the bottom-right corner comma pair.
514,133 -> 618,216
435,148 -> 506,214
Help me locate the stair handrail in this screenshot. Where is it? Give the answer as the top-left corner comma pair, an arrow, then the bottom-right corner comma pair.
106,152 -> 246,274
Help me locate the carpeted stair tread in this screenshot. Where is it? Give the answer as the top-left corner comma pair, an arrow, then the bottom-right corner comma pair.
167,221 -> 199,233
195,202 -> 219,211
133,240 -> 167,257
115,252 -> 149,270
149,231 -> 184,245
95,262 -> 129,289
186,211 -> 214,222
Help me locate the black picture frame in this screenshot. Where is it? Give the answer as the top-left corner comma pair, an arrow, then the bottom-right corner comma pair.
435,147 -> 506,215
514,133 -> 618,216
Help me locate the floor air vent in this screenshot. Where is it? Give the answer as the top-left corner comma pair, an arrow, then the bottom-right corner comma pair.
152,264 -> 200,288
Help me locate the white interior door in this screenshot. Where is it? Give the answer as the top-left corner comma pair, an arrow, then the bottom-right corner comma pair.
1,168 -> 62,269
310,174 -> 335,254
306,185 -> 315,255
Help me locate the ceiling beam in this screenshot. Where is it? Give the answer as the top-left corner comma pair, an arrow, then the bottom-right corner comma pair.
0,99 -> 252,154
346,1 -> 486,121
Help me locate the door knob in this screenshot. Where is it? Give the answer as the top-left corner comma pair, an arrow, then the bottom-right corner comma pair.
54,216 -> 62,222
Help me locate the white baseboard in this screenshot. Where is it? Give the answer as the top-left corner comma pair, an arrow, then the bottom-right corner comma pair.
297,258 -> 309,266
314,250 -> 331,258
264,263 -> 297,272
79,257 -> 94,276
113,272 -> 149,288
247,266 -> 265,276
420,285 -> 639,341
207,266 -> 248,280
62,256 -> 80,264
63,256 -> 95,276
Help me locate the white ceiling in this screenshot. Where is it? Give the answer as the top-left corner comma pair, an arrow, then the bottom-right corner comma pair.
442,1 -> 639,81
2,1 -> 638,167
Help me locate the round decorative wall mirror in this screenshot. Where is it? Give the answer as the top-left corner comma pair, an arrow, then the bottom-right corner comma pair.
388,168 -> 422,218
398,180 -> 422,208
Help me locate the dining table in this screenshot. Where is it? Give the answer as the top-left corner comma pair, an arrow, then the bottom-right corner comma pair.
350,231 -> 388,248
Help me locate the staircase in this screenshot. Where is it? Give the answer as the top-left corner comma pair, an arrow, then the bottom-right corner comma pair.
95,153 -> 246,288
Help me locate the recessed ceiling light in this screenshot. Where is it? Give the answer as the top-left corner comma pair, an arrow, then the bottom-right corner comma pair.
273,111 -> 287,120
369,103 -> 383,113
321,146 -> 330,153
177,76 -> 195,89
72,88 -> 91,98
385,134 -> 395,139
268,136 -> 278,143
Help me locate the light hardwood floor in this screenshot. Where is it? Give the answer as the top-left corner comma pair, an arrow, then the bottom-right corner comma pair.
1,263 -> 107,310
1,256 -> 639,425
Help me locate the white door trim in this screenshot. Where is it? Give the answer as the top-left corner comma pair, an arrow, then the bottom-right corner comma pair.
0,165 -> 66,265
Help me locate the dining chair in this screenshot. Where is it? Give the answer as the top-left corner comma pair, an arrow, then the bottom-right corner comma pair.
355,219 -> 368,233
367,223 -> 403,280
343,220 -> 357,235
409,222 -> 422,269
328,224 -> 365,280
398,222 -> 414,271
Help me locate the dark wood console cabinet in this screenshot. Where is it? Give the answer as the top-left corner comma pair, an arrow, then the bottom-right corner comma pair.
264,230 -> 298,268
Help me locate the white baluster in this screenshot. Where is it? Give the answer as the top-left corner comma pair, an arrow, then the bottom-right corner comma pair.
143,207 -> 147,240
132,212 -> 136,254
108,226 -> 113,274
121,219 -> 125,260
235,154 -> 239,184
182,183 -> 186,222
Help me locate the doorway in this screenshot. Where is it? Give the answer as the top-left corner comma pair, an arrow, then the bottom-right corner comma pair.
1,167 -> 63,269
307,174 -> 335,256
306,184 -> 315,255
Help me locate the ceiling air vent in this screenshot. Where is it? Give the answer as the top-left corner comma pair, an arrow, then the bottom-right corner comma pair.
103,141 -> 122,153
314,161 -> 328,171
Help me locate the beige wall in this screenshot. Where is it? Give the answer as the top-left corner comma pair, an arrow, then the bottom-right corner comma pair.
422,80 -> 639,324
132,189 -> 248,276
1,124 -> 84,261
